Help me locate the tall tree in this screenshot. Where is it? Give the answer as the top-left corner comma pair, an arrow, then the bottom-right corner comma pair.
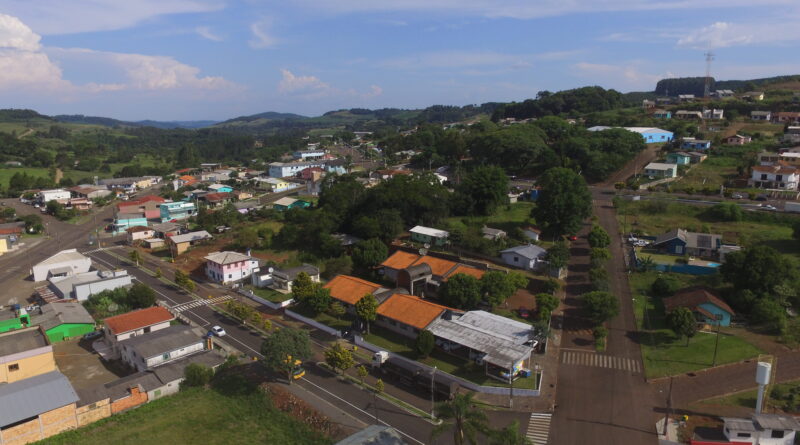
355,293 -> 378,334
487,420 -> 532,445
261,328 -> 311,385
415,330 -> 435,358
324,343 -> 355,374
587,225 -> 610,248
126,282 -> 156,309
721,245 -> 798,295
440,273 -> 483,310
453,166 -> 509,216
666,307 -> 697,346
480,271 -> 527,309
431,393 -> 490,445
545,241 -> 570,270
582,291 -> 620,325
291,272 -> 316,303
532,167 -> 591,236
352,238 -> 389,270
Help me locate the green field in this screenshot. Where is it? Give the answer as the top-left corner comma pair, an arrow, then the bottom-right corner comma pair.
697,379 -> 800,413
38,385 -> 331,445
445,201 -> 535,233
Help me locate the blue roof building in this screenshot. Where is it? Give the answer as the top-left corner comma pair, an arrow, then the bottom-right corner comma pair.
160,201 -> 196,223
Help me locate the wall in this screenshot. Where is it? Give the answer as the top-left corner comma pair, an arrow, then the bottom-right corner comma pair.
239,289 -> 293,310
32,257 -> 92,282
75,399 -> 111,427
110,387 -> 148,414
0,403 -> 77,445
141,342 -> 204,370
46,323 -> 94,343
0,348 -> 56,384
284,309 -> 341,337
75,275 -> 133,301
147,380 -> 181,401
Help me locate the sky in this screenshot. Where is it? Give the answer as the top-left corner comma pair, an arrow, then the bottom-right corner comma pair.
1,1 -> 799,121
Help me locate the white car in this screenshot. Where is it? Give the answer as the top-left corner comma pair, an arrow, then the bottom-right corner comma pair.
762,205 -> 777,211
211,325 -> 227,337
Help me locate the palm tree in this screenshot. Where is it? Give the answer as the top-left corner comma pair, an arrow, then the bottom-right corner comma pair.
431,393 -> 489,445
487,420 -> 532,445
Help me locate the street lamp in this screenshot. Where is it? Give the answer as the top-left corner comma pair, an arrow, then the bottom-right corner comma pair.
430,365 -> 437,419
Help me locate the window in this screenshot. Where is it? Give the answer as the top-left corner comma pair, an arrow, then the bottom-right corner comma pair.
771,430 -> 785,439
8,363 -> 19,372
736,432 -> 751,438
162,352 -> 170,360
228,274 -> 232,279
513,256 -> 518,263
144,327 -> 151,333
761,174 -> 768,180
777,175 -> 783,181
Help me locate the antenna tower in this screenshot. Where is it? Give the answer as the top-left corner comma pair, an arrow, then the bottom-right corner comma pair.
703,51 -> 715,99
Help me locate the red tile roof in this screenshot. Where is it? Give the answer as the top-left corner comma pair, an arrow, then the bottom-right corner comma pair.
323,275 -> 383,305
752,164 -> 798,174
411,255 -> 458,277
204,192 -> 231,202
445,265 -> 485,281
380,251 -> 421,270
103,306 -> 175,335
377,294 -> 449,330
663,286 -> 734,317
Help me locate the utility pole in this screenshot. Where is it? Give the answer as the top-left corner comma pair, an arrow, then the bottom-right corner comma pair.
508,361 -> 514,409
712,315 -> 722,367
662,377 -> 674,437
430,366 -> 437,419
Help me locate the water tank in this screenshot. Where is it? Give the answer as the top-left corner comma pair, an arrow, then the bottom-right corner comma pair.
756,362 -> 772,385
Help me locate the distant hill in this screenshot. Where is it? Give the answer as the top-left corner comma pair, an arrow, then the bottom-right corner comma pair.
133,120 -> 218,129
655,75 -> 800,96
0,109 -> 53,122
53,115 -> 218,129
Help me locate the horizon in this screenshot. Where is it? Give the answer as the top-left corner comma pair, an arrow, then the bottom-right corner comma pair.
2,1 -> 800,121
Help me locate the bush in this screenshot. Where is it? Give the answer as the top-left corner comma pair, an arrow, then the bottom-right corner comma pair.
651,276 -> 681,297
589,266 -> 609,291
542,279 -> 561,294
183,363 -> 213,387
415,330 -> 435,358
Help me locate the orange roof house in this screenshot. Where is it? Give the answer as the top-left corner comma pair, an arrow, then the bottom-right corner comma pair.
446,265 -> 486,281
323,275 -> 384,306
380,251 -> 421,271
412,255 -> 458,277
103,307 -> 174,336
377,294 -> 451,330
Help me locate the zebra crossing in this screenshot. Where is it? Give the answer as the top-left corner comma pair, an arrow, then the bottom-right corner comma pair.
170,295 -> 232,313
526,413 -> 552,444
561,350 -> 641,373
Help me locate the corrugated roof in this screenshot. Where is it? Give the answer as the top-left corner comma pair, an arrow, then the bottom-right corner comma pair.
35,302 -> 95,331
120,325 -> 203,359
427,311 -> 533,366
36,249 -> 89,267
323,275 -> 384,305
752,414 -> 800,431
500,244 -> 546,261
0,371 -> 78,427
409,226 -> 449,238
380,251 -> 421,270
376,294 -> 449,330
204,251 -> 253,265
169,230 -> 212,244
273,197 -> 298,206
104,306 -> 174,336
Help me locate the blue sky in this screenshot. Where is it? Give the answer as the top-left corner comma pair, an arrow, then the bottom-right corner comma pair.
1,0 -> 799,120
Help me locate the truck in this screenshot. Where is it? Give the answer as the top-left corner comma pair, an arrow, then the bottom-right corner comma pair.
786,202 -> 800,213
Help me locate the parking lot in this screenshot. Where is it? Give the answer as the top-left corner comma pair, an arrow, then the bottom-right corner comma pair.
53,337 -> 131,390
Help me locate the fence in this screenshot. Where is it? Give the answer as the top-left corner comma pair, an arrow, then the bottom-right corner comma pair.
354,335 -> 540,397
632,249 -> 719,276
284,309 -> 341,338
237,288 -> 294,310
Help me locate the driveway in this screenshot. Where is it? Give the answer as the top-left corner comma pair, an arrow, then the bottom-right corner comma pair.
53,338 -> 131,391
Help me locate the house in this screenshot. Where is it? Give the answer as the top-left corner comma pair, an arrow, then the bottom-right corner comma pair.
371,169 -> 413,181
375,293 -> 451,337
175,175 -> 198,188
117,195 -> 165,219
703,108 -> 724,120
204,251 -> 260,285
268,160 -> 326,178
201,192 -> 232,207
0,222 -> 24,237
666,152 -> 693,165
256,177 -> 296,192
774,112 -> 800,124
0,371 -> 80,443
32,302 -> 95,343
325,158 -> 348,175
381,252 -> 485,296
168,230 -> 212,256
69,185 -> 112,200
725,134 -> 752,145
675,110 -> 703,120
269,264 -> 320,292
159,201 -> 196,222
749,164 -> 799,190
741,91 -> 765,101
481,227 -> 507,241
200,170 -> 233,182
642,99 -> 655,109
0,306 -> 30,334
652,109 -> 672,119
141,238 -> 165,249
500,244 -> 547,271
293,148 -> 326,160
299,167 -> 325,181
272,197 -> 310,211
233,190 -> 252,200
687,152 -> 708,164
681,139 -> 712,150
677,94 -> 695,102
0,326 -> 56,383
31,249 -> 92,282
751,111 -> 772,121
522,226 -> 541,242
112,213 -> 148,234
150,222 -> 182,238
786,127 -> 800,144
663,286 -> 734,327
380,250 -> 424,282
691,414 -> 800,445
38,189 -> 71,204
99,177 -> 156,193
757,152 -> 782,165
207,184 -> 233,193
101,307 -> 175,357
643,162 -> 678,178
587,126 -> 674,143
119,325 -> 205,372
323,275 -> 387,311
409,226 -> 449,246
652,228 -> 723,258
48,269 -> 131,301
68,197 -> 92,211
127,226 -> 156,244
713,89 -> 734,98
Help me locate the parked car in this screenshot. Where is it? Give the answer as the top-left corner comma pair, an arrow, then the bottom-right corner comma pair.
210,325 -> 227,337
517,307 -> 530,319
731,193 -> 744,199
567,235 -> 578,241
761,204 -> 777,211
83,330 -> 102,341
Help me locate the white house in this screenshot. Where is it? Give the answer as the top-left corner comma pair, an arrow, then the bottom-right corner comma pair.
38,189 -> 71,204
102,306 -> 175,357
703,108 -> 724,120
644,162 -> 678,178
31,249 -> 92,282
271,264 -> 320,292
693,414 -> 800,445
749,165 -> 799,190
752,111 -> 772,121
119,325 -> 205,372
204,251 -> 260,285
49,270 -> 132,301
500,244 -> 547,271
522,227 -> 541,242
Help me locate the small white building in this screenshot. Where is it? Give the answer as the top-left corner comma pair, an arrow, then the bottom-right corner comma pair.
119,325 -> 205,372
643,162 -> 678,178
271,264 -> 320,292
49,270 -> 132,301
500,244 -> 547,271
31,249 -> 92,282
692,414 -> 800,445
522,227 -> 541,242
749,165 -> 799,190
126,226 -> 156,244
102,306 -> 175,357
38,189 -> 71,204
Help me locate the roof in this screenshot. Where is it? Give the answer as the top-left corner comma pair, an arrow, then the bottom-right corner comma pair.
409,225 -> 449,238
35,249 -> 88,267
273,264 -> 320,281
323,275 -> 384,305
104,306 -> 175,336
728,134 -> 750,139
179,175 -> 197,181
753,164 -> 798,175
151,349 -> 226,383
204,192 -> 231,202
381,251 -> 421,270
667,152 -> 692,158
411,255 -> 458,277
663,286 -> 735,317
335,425 -> 406,445
0,371 -> 79,427
126,225 -> 153,233
752,413 -> 800,431
446,265 -> 486,281
645,162 -> 677,170
169,230 -> 212,244
36,302 -> 95,331
204,251 -> 253,265
0,327 -> 49,357
481,227 -> 506,237
151,222 -> 181,233
501,244 -> 547,260
377,294 -> 449,330
274,197 -> 298,207
653,229 -> 722,250
722,417 -> 758,432
752,110 -> 772,115
427,311 -> 533,366
207,183 -> 231,190
119,195 -> 165,207
119,325 -> 203,359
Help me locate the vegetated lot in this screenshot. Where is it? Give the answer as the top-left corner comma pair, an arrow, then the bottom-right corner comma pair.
38,385 -> 332,445
245,285 -> 293,303
445,201 -> 535,233
673,156 -> 739,191
629,271 -> 763,379
694,379 -> 800,414
290,304 -> 354,332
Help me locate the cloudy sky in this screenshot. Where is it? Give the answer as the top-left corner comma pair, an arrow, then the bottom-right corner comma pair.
1,0 -> 799,120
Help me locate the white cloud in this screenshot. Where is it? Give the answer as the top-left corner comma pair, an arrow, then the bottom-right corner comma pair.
249,19 -> 277,49
0,14 -> 41,50
0,0 -> 225,35
278,69 -> 382,100
278,69 -> 329,94
574,61 -> 669,90
677,20 -> 800,49
195,26 -> 223,42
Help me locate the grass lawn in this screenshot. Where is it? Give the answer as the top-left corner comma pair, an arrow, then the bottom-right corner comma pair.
673,156 -> 738,191
628,271 -> 715,330
445,202 -> 535,233
245,285 -> 292,303
38,386 -> 331,445
0,167 -> 51,188
291,304 -> 354,332
697,379 -> 800,412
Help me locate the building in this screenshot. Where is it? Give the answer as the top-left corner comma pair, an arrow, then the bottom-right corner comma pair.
652,109 -> 672,119
99,177 -> 155,193
643,162 -> 678,178
652,228 -> 723,258
751,111 -> 772,121
481,227 -> 507,241
773,112 -> 800,124
726,134 -> 752,145
119,325 -> 205,372
268,160 -> 326,178
666,152 -> 693,165
375,293 -> 450,337
0,327 -> 55,384
31,249 -> 92,282
691,414 -> 800,445
0,371 -> 79,444
200,169 -> 233,182
379,251 -> 485,297
741,91 -> 765,101
117,195 -> 165,219
323,275 -> 387,311
150,222 -> 182,238
233,190 -> 253,200
500,244 -> 547,271
687,152 -> 708,164
681,139 -> 712,150
674,110 -> 703,120
663,286 -> 734,327
112,213 -> 148,234
703,108 -> 724,120
678,94 -> 695,102
713,89 -> 735,98
269,264 -> 320,292
167,230 -> 212,256
159,201 -> 196,223
0,306 -> 30,334
409,226 -> 449,246
293,148 -> 326,160
32,302 -> 95,343
207,184 -> 233,193
69,185 -> 112,200
256,177 -> 297,192
201,192 -> 232,208
101,307 -> 175,357
758,152 -> 800,168
38,189 -> 71,204
204,251 -> 260,285
587,126 -> 674,143
126,226 -> 156,244
380,251 -> 424,283
522,227 -> 541,242
272,197 -> 310,211
749,164 -> 799,190
48,270 -> 132,301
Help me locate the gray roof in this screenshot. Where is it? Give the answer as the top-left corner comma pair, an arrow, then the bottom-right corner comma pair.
169,230 -> 212,244
481,227 -> 506,237
49,270 -> 129,299
0,371 -> 78,427
752,413 -> 800,431
34,302 -> 95,331
653,229 -> 721,250
273,264 -> 320,281
36,249 -> 88,267
722,417 -> 758,432
151,222 -> 181,233
119,325 -> 203,359
204,251 -> 253,265
152,350 -> 226,383
336,425 -> 407,445
500,244 -> 546,260
0,327 -> 49,357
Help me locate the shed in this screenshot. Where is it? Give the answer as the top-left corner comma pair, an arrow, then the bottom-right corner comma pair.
33,302 -> 96,343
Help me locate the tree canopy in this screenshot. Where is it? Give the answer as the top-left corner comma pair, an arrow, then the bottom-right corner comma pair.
582,291 -> 620,325
440,273 -> 483,310
532,167 -> 592,236
260,328 -> 311,384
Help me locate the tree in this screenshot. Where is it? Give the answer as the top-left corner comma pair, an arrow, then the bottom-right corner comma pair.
708,202 -> 743,222
590,247 -> 610,266
305,287 -> 332,314
155,268 -> 162,278
532,167 -> 592,236
487,420 -> 531,445
174,269 -> 195,293
431,392 -> 489,445
291,272 -> 316,303
126,282 -> 156,308
721,246 -> 798,295
128,249 -> 142,267
440,273 -> 483,310
183,363 -> 213,387
324,343 -> 355,374
587,225 -> 610,248
480,271 -> 517,309
415,330 -> 435,358
545,241 -> 570,271
582,291 -> 619,325
651,276 -> 681,297
352,238 -> 388,270
666,307 -> 697,346
328,301 -> 346,320
375,378 -> 384,394
357,365 -> 368,386
238,229 -> 259,249
751,298 -> 787,334
355,293 -> 378,334
322,255 -> 353,280
261,328 -> 311,384
535,293 -> 559,320
453,166 -> 509,215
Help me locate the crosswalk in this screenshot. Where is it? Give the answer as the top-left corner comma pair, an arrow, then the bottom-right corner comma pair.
561,350 -> 641,373
83,246 -> 124,254
526,413 -> 552,444
170,295 -> 232,313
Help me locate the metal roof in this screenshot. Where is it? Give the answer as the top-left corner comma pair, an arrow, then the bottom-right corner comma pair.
169,230 -> 211,244
427,311 -> 533,366
36,249 -> 89,267
152,350 -> 226,383
204,251 -> 253,265
119,325 -> 204,359
722,417 -> 758,432
34,302 -> 95,331
273,197 -> 298,206
0,371 -> 78,427
500,244 -> 546,260
409,225 -> 449,238
752,414 -> 800,431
